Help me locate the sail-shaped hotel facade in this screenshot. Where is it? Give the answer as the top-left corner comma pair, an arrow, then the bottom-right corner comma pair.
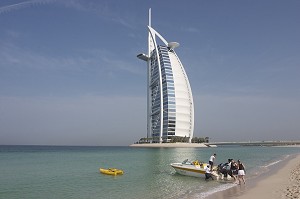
137,9 -> 194,143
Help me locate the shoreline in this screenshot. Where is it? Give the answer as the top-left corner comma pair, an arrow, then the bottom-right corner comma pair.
207,153 -> 300,199
129,143 -> 217,148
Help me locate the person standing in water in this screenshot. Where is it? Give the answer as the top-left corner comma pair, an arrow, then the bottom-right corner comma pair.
237,159 -> 246,185
209,153 -> 216,170
228,159 -> 238,183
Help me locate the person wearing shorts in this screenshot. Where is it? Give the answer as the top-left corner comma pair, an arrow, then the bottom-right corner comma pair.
237,159 -> 246,185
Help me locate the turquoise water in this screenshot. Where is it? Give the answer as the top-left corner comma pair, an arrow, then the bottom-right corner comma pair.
0,145 -> 299,199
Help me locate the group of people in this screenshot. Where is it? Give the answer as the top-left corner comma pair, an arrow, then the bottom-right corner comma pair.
205,153 -> 246,185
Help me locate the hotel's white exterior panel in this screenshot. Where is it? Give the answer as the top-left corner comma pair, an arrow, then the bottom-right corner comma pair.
137,9 -> 194,143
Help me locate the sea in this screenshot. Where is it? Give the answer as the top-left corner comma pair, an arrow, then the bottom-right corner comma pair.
0,145 -> 299,199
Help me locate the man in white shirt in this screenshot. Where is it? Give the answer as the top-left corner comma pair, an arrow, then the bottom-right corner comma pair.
209,153 -> 216,170
205,165 -> 213,180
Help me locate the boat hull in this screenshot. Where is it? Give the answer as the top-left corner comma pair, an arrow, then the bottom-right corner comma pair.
170,163 -> 218,179
100,168 -> 124,175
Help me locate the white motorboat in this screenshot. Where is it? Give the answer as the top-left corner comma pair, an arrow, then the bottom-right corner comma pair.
170,159 -> 219,179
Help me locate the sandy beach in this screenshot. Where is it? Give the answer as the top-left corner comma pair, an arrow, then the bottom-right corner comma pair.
209,153 -> 300,199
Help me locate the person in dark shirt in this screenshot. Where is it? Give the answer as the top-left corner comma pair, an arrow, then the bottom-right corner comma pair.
228,159 -> 238,183
237,159 -> 246,184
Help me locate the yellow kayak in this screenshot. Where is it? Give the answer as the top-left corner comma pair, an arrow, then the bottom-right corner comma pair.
100,168 -> 124,175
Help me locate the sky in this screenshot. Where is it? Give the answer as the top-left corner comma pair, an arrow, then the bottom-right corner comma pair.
0,0 -> 299,146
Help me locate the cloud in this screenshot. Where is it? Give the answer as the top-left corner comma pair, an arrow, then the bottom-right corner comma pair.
183,27 -> 200,33
4,29 -> 21,38
0,41 -> 143,77
81,48 -> 144,75
0,0 -> 137,35
0,0 -> 56,15
62,1 -> 138,30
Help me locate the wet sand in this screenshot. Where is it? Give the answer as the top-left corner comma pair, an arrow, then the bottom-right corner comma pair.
208,153 -> 300,199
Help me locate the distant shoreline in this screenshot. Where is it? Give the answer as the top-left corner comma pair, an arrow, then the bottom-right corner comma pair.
129,143 -> 217,148
129,141 -> 300,148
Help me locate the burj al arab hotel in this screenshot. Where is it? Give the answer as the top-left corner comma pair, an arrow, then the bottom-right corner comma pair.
137,9 -> 194,143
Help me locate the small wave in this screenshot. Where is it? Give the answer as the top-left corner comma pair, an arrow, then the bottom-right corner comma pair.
261,160 -> 282,167
261,154 -> 290,168
194,183 -> 237,198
